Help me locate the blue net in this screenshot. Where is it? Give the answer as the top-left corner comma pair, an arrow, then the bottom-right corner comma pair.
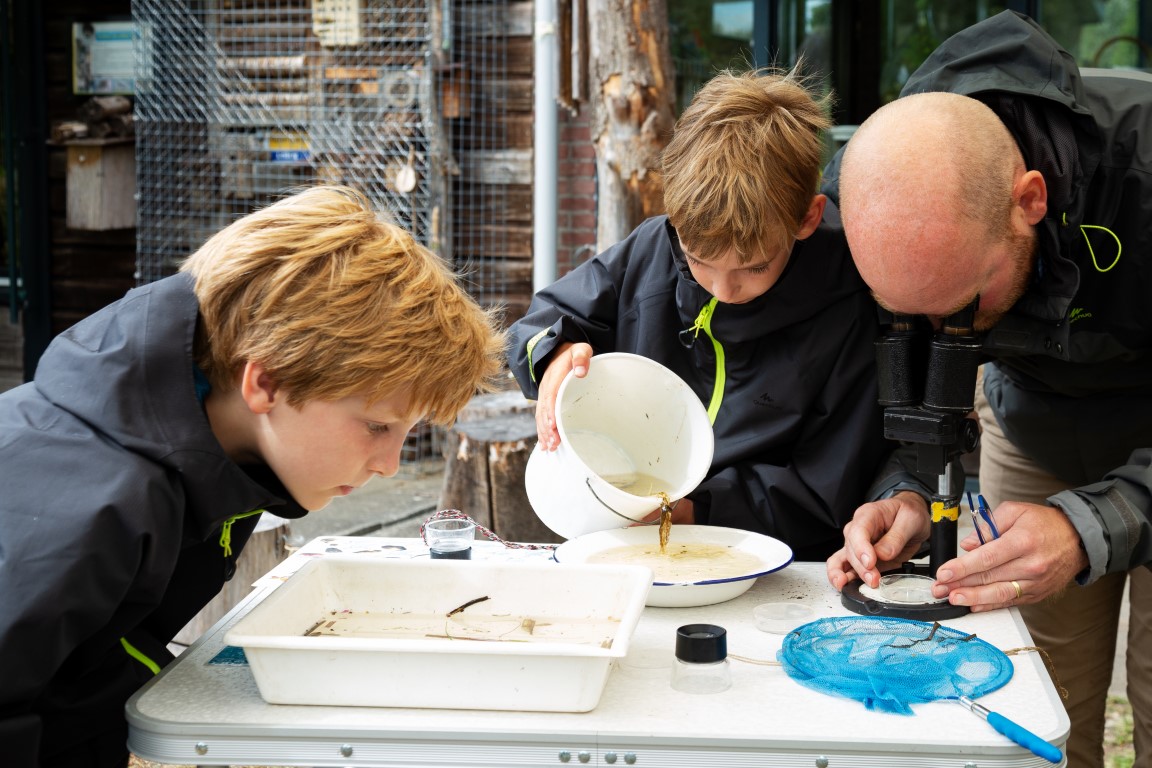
778,616 -> 1013,715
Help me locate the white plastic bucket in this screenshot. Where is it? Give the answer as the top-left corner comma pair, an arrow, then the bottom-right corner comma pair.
524,352 -> 715,540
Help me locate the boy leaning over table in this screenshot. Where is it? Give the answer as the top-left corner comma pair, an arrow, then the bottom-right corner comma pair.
508,67 -> 898,561
0,185 -> 507,768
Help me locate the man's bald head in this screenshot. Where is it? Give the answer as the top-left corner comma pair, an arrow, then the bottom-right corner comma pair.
839,92 -> 1031,324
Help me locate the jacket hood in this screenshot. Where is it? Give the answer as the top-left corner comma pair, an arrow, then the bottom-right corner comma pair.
901,11 -> 1092,120
32,273 -> 307,537
900,10 -> 1106,328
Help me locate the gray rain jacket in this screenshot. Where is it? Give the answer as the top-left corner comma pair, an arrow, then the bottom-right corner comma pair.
509,215 -> 894,561
0,273 -> 307,766
824,10 -> 1152,581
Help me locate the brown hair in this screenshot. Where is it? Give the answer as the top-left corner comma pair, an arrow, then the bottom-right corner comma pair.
661,66 -> 833,262
180,185 -> 506,425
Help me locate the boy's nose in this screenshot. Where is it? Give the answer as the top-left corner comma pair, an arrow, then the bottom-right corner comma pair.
368,445 -> 402,478
710,277 -> 740,303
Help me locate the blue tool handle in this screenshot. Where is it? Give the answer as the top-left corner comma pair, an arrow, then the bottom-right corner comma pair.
986,710 -> 1063,764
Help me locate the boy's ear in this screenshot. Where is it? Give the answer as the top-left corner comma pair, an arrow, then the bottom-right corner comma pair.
795,195 -> 827,241
239,361 -> 279,414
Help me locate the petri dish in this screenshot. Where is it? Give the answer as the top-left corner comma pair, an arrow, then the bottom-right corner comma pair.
753,602 -> 815,634
878,573 -> 948,604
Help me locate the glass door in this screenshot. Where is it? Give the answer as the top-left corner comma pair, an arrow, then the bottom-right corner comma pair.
667,0 -> 756,113
762,0 -> 1150,127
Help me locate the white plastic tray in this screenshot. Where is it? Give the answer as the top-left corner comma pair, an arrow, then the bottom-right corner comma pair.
224,556 -> 652,712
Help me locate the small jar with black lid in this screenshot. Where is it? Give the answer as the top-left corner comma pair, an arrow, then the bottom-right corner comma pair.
671,624 -> 731,694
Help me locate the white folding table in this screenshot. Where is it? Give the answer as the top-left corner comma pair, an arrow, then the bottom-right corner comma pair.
127,536 -> 1069,767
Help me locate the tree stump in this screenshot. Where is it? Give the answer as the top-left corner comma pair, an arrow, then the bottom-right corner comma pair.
438,393 -> 562,545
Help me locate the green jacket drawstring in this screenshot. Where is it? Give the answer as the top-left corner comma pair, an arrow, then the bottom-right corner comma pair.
219,509 -> 264,581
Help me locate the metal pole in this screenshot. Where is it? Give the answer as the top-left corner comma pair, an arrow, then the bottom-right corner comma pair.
532,0 -> 559,291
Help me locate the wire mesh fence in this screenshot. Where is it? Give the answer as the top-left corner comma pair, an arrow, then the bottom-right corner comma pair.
133,0 -> 517,464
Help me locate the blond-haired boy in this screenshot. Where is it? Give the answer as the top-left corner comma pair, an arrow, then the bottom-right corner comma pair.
510,68 -> 894,556
0,185 -> 505,766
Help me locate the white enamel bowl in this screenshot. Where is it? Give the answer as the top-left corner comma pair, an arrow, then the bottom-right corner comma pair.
553,525 -> 793,608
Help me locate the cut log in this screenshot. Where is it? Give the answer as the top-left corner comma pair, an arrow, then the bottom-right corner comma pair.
107,112 -> 135,137
439,393 -> 561,545
50,121 -> 89,142
77,95 -> 132,123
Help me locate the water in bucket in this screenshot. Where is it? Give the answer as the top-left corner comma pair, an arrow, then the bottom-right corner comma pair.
524,353 -> 714,540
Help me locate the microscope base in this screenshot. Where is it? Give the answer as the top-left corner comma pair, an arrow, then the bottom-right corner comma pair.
841,579 -> 970,621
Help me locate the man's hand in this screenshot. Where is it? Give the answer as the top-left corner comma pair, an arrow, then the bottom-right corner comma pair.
826,491 -> 930,590
931,502 -> 1088,611
534,342 -> 592,450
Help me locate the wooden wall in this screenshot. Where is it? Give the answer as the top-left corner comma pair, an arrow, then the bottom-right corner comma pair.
40,2 -> 137,335
27,1 -> 554,340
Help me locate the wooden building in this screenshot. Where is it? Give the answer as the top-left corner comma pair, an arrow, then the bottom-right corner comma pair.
1,0 -> 601,387
3,0 -> 137,379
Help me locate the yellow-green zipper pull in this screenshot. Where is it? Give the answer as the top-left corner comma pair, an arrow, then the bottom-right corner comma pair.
680,298 -> 724,425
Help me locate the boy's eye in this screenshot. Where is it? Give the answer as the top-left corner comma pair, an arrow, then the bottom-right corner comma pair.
366,422 -> 390,435
747,264 -> 772,275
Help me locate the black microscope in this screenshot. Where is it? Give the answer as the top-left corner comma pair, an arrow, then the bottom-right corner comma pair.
841,298 -> 983,620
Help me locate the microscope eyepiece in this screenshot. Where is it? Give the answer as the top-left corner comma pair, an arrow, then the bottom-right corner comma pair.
940,297 -> 979,337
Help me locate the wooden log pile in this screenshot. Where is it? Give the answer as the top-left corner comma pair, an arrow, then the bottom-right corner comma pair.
50,95 -> 134,143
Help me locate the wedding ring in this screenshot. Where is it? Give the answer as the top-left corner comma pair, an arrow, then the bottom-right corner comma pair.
1011,580 -> 1023,600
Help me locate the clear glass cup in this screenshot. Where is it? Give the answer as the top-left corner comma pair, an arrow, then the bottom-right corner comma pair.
425,518 -> 476,560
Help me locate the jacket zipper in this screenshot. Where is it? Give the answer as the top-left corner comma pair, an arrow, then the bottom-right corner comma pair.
686,297 -> 724,425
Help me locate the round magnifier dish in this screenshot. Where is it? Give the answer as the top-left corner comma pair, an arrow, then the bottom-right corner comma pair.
878,573 -> 948,604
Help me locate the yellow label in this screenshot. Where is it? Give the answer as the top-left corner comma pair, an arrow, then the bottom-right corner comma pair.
267,132 -> 309,152
931,500 -> 960,523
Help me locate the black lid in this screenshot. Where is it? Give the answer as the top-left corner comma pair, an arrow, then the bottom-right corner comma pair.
675,624 -> 727,663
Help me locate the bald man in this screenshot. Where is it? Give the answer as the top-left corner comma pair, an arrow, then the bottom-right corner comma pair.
821,11 -> 1152,768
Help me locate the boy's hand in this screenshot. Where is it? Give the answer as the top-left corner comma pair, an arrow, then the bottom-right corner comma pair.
534,342 -> 592,450
826,491 -> 930,590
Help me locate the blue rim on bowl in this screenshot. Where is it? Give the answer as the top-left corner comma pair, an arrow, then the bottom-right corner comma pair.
552,525 -> 793,607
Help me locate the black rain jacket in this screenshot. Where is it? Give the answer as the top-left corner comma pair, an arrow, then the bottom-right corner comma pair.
0,273 -> 307,767
509,215 -> 895,560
